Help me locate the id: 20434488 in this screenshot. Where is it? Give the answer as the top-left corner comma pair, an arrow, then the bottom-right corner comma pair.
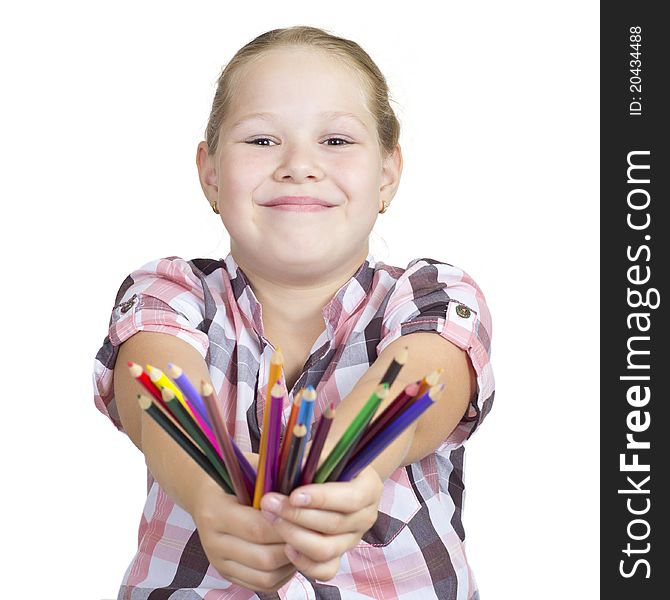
629,26 -> 643,116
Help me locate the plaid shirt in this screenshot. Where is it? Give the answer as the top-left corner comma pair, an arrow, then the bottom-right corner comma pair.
93,251 -> 494,600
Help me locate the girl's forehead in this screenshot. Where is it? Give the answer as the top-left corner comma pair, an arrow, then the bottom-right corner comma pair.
235,48 -> 366,101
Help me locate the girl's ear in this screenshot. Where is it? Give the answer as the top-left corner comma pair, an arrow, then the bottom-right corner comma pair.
379,143 -> 403,202
195,141 -> 219,203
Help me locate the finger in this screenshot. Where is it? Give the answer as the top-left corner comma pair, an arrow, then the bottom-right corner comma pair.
286,465 -> 383,513
261,493 -> 376,536
199,500 -> 286,545
222,559 -> 297,594
271,517 -> 360,564
202,533 -> 291,572
284,544 -> 342,583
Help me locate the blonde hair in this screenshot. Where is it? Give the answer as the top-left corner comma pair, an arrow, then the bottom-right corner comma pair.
204,25 -> 401,160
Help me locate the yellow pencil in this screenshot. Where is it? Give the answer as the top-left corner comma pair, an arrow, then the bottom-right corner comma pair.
146,364 -> 196,420
253,347 -> 284,509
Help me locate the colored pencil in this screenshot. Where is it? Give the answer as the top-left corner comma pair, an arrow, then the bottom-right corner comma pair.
299,403 -> 335,486
167,363 -> 212,429
378,346 -> 409,388
147,364 -> 232,468
146,364 -> 196,420
414,368 -> 443,402
338,384 -> 444,482
201,380 -> 257,499
349,380 -> 421,459
279,423 -> 307,495
289,386 -> 315,484
314,383 -> 389,483
253,347 -> 283,508
160,387 -> 233,491
137,394 -> 232,494
264,381 -> 284,494
200,381 -> 251,505
128,362 -> 163,404
276,388 -> 303,484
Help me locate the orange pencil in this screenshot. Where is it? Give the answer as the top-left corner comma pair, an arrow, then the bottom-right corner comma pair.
415,368 -> 443,399
253,347 -> 284,509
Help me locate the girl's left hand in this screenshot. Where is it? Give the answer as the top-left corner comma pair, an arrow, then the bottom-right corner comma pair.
259,465 -> 384,582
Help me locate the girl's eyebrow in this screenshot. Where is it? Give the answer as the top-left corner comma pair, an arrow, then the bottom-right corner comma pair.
230,110 -> 369,131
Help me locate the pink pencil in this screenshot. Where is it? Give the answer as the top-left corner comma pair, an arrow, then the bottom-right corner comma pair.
201,381 -> 251,505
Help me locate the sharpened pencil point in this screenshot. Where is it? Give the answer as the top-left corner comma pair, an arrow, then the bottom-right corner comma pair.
167,363 -> 182,377
428,383 -> 445,401
161,387 -> 176,402
201,380 -> 214,396
137,394 -> 153,410
128,362 -> 143,377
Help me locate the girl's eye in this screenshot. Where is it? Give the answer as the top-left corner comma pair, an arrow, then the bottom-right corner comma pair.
245,137 -> 351,146
246,138 -> 276,146
323,137 -> 351,146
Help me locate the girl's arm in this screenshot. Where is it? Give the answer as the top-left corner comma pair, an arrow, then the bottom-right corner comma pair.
113,331 -> 297,593
302,330 -> 476,484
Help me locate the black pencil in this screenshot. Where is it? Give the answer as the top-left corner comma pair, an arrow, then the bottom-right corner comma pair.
279,423 -> 308,495
138,394 -> 233,493
379,346 -> 409,388
160,387 -> 234,492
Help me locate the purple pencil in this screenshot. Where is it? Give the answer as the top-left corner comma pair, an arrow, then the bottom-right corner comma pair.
349,381 -> 421,459
167,363 -> 212,429
299,403 -> 335,486
264,381 -> 284,493
338,384 -> 444,482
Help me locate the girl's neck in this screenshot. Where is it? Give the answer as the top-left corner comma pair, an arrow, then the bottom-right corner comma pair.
232,247 -> 369,335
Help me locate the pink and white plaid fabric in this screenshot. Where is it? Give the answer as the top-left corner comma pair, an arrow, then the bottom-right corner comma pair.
93,251 -> 494,599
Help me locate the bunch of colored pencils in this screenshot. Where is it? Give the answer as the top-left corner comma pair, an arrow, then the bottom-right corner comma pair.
129,346 -> 444,509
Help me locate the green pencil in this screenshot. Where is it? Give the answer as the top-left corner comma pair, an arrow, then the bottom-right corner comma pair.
314,383 -> 389,483
160,387 -> 234,492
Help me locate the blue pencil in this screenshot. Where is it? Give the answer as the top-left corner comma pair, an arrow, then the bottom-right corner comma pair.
290,386 -> 316,487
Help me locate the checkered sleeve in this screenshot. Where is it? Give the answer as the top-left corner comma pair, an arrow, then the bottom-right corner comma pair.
92,257 -> 210,433
377,258 -> 494,449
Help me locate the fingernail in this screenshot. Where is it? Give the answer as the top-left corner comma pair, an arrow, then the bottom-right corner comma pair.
262,496 -> 282,512
293,493 -> 310,506
285,544 -> 300,560
262,509 -> 279,524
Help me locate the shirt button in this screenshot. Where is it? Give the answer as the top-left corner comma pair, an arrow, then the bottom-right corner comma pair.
119,294 -> 138,314
455,304 -> 472,319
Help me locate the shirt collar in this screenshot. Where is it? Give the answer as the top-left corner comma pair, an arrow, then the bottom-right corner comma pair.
223,252 -> 377,339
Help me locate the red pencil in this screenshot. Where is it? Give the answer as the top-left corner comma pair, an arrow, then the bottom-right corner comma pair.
277,388 -> 303,485
128,362 -> 163,404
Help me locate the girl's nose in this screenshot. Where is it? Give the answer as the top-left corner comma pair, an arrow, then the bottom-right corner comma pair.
273,142 -> 324,182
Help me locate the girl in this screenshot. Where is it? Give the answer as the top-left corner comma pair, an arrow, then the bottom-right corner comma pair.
93,25 -> 494,600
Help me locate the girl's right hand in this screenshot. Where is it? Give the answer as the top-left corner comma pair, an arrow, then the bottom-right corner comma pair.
190,453 -> 297,593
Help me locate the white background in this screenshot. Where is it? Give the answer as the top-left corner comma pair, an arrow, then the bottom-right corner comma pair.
0,1 -> 599,598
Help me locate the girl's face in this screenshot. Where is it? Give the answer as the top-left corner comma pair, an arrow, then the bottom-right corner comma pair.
198,47 -> 401,281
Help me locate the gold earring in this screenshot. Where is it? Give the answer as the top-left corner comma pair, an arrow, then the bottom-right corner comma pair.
210,201 -> 220,215
379,200 -> 389,214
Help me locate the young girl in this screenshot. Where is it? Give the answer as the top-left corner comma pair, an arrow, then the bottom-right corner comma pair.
93,25 -> 494,600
